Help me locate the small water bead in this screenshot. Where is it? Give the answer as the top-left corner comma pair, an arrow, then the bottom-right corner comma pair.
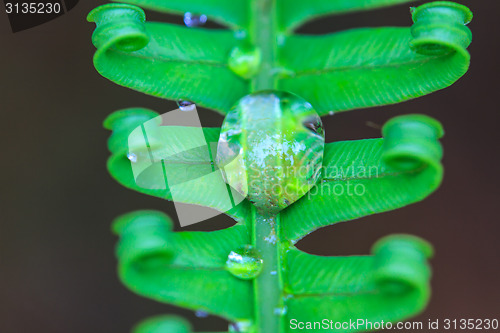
328,111 -> 335,116
195,310 -> 209,318
270,270 -> 277,275
234,29 -> 247,40
177,100 -> 196,112
225,245 -> 263,280
126,152 -> 137,163
228,45 -> 261,79
183,12 -> 207,27
229,320 -> 253,332
277,34 -> 286,46
273,306 -> 288,316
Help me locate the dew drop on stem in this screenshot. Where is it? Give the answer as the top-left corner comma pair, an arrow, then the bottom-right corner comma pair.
225,245 -> 263,279
273,306 -> 288,316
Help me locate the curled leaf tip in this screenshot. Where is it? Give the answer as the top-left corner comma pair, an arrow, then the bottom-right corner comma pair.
88,3 -> 149,52
382,114 -> 444,171
410,1 -> 473,56
372,234 -> 433,295
113,210 -> 175,271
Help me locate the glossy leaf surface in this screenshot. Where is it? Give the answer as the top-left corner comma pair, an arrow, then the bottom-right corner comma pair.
280,23 -> 471,115
106,109 -> 444,332
285,235 -> 433,332
88,4 -> 248,112
283,114 -> 444,242
113,211 -> 252,320
104,108 -> 251,224
88,1 -> 472,115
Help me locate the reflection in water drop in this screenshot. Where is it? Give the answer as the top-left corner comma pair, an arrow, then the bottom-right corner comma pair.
195,310 -> 209,318
126,152 -> 137,163
184,12 -> 207,27
264,233 -> 277,245
177,100 -> 196,112
226,245 -> 263,280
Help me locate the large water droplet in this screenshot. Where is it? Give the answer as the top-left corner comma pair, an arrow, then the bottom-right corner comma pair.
217,91 -> 325,214
226,245 -> 263,280
195,310 -> 209,318
183,12 -> 207,27
177,100 -> 196,112
127,152 -> 137,163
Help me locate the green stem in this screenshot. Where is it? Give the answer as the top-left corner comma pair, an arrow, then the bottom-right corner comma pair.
248,1 -> 284,332
250,0 -> 278,91
252,209 -> 285,333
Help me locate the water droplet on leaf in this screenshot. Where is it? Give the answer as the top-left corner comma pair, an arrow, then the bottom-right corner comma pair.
277,34 -> 286,46
177,100 -> 196,112
217,91 -> 325,214
127,152 -> 137,163
234,30 -> 247,40
273,306 -> 287,316
229,320 -> 253,332
195,310 -> 209,318
228,45 -> 261,79
183,12 -> 207,27
226,245 -> 263,280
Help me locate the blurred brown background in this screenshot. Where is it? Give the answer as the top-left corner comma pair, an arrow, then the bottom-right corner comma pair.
0,0 -> 498,332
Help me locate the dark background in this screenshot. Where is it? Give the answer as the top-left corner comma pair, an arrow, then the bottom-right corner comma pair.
1,0 -> 498,332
